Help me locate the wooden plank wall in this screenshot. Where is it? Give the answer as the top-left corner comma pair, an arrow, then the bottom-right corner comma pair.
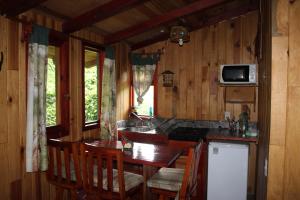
268,0 -> 300,199
0,15 -> 40,200
135,11 -> 258,122
0,10 -> 103,199
115,43 -> 131,121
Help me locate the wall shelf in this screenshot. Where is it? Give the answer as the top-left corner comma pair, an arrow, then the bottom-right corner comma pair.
224,86 -> 256,111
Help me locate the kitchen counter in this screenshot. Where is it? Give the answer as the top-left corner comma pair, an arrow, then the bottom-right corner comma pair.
118,127 -> 258,144
206,128 -> 258,143
117,128 -> 168,144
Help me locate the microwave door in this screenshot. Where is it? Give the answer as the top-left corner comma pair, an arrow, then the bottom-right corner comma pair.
222,66 -> 249,82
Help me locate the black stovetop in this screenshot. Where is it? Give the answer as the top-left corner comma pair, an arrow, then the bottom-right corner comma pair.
168,127 -> 209,142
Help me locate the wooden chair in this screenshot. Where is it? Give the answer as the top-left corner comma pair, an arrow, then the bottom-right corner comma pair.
47,139 -> 82,200
79,142 -> 144,200
147,141 -> 203,200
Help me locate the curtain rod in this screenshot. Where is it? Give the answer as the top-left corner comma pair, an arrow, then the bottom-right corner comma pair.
132,47 -> 165,56
9,16 -> 105,50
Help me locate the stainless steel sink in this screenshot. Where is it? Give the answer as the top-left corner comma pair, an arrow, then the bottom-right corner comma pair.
121,126 -> 154,133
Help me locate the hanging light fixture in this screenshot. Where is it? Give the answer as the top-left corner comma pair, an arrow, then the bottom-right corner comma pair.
170,26 -> 190,46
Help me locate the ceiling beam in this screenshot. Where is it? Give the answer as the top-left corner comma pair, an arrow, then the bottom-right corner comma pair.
104,0 -> 229,44
0,0 -> 47,17
35,5 -> 110,35
131,2 -> 258,50
131,34 -> 169,50
62,0 -> 149,34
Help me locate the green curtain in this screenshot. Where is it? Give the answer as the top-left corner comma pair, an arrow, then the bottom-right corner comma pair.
100,47 -> 117,140
26,25 -> 49,172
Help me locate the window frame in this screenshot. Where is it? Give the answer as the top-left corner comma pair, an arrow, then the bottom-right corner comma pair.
46,33 -> 70,139
130,65 -> 158,118
81,43 -> 104,131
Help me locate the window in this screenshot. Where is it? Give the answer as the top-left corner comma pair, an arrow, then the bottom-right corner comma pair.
133,86 -> 154,116
46,45 -> 59,126
131,70 -> 157,117
82,45 -> 103,130
46,39 -> 69,139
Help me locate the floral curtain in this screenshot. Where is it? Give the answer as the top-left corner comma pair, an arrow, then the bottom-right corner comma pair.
26,25 -> 49,172
100,47 -> 117,140
131,53 -> 159,104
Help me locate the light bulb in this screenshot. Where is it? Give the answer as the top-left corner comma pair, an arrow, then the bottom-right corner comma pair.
179,38 -> 183,46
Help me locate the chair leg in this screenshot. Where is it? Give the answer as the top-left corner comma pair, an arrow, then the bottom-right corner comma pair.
55,187 -> 64,200
70,190 -> 77,200
140,184 -> 144,200
159,194 -> 166,200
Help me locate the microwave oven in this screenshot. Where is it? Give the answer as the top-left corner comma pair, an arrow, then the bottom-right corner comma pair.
219,64 -> 257,84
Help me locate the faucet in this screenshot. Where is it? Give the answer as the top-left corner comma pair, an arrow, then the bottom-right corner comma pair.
155,117 -> 175,131
129,111 -> 144,121
226,116 -> 237,132
129,112 -> 146,127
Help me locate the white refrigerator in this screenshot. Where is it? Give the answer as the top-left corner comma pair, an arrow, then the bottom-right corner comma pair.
207,142 -> 249,200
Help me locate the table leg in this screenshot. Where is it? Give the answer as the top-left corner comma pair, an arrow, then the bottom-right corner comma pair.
143,165 -> 158,200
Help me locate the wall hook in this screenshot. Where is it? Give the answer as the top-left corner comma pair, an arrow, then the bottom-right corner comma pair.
0,51 -> 3,72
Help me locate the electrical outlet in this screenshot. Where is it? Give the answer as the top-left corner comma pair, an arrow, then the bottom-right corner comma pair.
224,111 -> 231,120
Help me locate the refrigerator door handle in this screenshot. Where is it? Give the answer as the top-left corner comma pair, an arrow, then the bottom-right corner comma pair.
213,147 -> 219,154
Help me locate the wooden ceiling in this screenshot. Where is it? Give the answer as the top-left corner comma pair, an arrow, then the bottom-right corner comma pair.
0,0 -> 259,49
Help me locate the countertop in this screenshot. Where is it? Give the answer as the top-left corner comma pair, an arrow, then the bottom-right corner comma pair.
206,128 -> 258,143
118,127 -> 258,143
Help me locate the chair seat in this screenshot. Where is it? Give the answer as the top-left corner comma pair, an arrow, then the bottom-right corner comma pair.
147,167 -> 185,191
94,169 -> 143,192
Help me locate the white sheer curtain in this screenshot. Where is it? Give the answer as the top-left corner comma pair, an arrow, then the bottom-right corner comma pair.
26,25 -> 49,172
132,64 -> 156,104
100,47 -> 117,140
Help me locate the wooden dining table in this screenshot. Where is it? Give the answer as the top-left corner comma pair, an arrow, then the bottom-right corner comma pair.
85,140 -> 184,199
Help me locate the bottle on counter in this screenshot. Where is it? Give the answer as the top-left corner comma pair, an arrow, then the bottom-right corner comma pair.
239,105 -> 250,134
149,106 -> 153,117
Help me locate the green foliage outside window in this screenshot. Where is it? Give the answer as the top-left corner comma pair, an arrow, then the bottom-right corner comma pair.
84,65 -> 99,123
46,58 -> 57,126
133,86 -> 154,116
46,51 -> 99,127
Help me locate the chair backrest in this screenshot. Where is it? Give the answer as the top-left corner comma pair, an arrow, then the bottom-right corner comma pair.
178,141 -> 203,200
80,143 -> 126,200
47,139 -> 81,189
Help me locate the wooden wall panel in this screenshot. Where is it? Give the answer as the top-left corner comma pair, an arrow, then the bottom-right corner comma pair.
283,1 -> 300,198
69,38 -> 83,141
194,29 -> 203,119
287,1 -> 300,87
115,42 -> 131,121
0,144 -> 10,200
267,36 -> 288,200
0,18 -> 8,144
267,145 -> 285,200
7,21 -> 19,70
268,0 -> 300,199
284,87 -> 300,199
135,12 -> 258,121
270,36 -> 288,146
0,17 -> 28,200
